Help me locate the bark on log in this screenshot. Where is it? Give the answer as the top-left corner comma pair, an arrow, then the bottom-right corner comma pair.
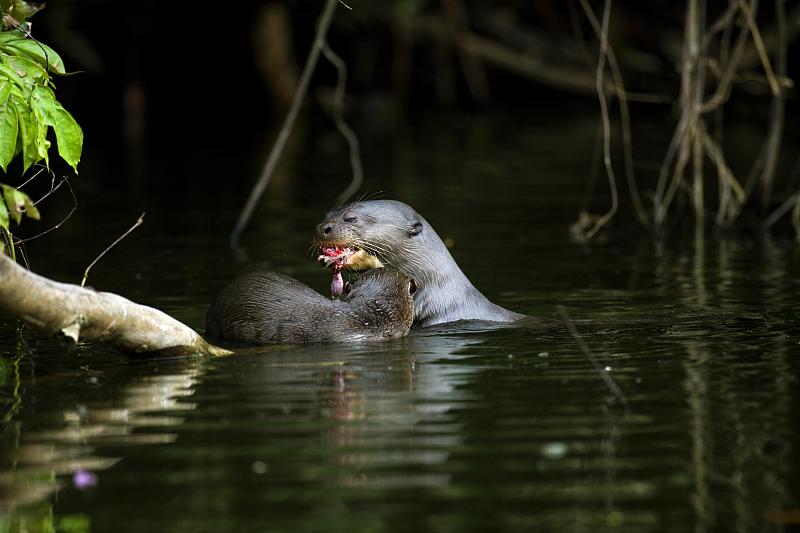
0,254 -> 231,357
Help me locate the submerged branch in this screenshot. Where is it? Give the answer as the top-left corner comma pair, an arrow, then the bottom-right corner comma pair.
557,306 -> 630,415
0,254 -> 230,357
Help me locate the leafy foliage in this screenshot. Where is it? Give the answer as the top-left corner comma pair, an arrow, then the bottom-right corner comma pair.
0,1 -> 81,255
0,30 -> 81,172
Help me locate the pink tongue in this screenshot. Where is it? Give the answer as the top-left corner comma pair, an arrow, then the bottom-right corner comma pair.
331,269 -> 344,297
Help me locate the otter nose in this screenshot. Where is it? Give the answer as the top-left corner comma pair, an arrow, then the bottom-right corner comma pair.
317,222 -> 333,237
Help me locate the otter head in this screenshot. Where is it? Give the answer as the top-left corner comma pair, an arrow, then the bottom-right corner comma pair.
315,200 -> 431,297
341,268 -> 417,338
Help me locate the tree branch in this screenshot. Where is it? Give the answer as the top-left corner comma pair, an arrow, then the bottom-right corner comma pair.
0,254 -> 230,357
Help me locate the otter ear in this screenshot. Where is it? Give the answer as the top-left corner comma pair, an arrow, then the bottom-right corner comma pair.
408,221 -> 423,237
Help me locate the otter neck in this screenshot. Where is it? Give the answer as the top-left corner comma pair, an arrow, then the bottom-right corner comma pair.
394,224 -> 520,327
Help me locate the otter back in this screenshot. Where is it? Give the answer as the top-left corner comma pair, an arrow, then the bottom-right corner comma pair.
205,270 -> 414,344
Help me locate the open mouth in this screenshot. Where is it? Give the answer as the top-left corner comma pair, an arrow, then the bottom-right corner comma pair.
317,245 -> 384,298
317,246 -> 354,270
317,245 -> 385,271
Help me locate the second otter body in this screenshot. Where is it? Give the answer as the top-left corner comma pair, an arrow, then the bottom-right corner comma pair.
315,200 -> 525,327
205,269 -> 415,344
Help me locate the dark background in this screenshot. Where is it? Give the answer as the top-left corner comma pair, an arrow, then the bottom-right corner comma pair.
12,0 -> 800,240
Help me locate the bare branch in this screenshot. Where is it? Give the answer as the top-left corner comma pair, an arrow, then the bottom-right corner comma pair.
557,306 -> 630,415
581,0 -> 619,239
578,0 -> 648,226
321,43 -> 364,206
230,0 -> 339,247
81,213 -> 145,288
0,254 -> 230,357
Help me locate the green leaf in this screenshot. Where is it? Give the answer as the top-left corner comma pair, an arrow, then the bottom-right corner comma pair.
0,81 -> 16,171
1,183 -> 23,223
11,98 -> 38,171
0,183 -> 41,229
0,30 -> 32,45
0,79 -> 12,102
0,183 -> 37,223
31,99 -> 49,166
0,62 -> 28,93
3,54 -> 47,83
3,37 -> 66,75
24,196 -> 38,219
32,86 -> 81,172
0,192 -> 8,229
12,0 -> 46,22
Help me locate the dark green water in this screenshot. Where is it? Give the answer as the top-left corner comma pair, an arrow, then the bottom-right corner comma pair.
1,113 -> 799,532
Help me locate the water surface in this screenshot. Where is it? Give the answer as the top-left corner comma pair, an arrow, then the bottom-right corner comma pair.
2,113 -> 799,532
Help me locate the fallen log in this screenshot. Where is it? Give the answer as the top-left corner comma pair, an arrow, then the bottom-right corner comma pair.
0,254 -> 230,357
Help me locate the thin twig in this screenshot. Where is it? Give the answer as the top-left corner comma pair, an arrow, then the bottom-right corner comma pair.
751,0 -> 786,207
16,165 -> 48,190
578,0 -> 648,226
703,0 -> 741,49
584,0 -> 619,239
737,0 -> 781,96
714,7 -> 734,225
321,42 -> 364,206
81,213 -> 145,288
698,1 -> 753,114
230,0 -> 339,248
764,191 -> 799,229
557,306 -> 630,415
687,0 -> 706,223
793,196 -> 800,239
699,127 -> 745,200
654,112 -> 690,220
15,176 -> 79,245
656,129 -> 692,226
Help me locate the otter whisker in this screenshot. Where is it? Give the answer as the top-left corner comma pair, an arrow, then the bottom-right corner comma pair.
306,240 -> 321,256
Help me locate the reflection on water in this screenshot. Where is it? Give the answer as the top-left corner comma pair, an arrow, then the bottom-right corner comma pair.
0,353 -> 203,529
2,114 -> 800,531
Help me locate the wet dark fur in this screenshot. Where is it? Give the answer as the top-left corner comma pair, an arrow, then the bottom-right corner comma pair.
205,269 -> 415,344
316,200 -> 525,327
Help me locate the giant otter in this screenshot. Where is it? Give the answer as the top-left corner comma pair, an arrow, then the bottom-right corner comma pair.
315,200 -> 525,327
205,268 -> 416,344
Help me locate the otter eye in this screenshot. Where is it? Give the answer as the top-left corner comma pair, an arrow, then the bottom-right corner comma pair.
408,279 -> 417,295
344,216 -> 357,223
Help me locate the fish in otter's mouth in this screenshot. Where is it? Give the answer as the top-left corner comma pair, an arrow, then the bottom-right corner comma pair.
317,245 -> 384,298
